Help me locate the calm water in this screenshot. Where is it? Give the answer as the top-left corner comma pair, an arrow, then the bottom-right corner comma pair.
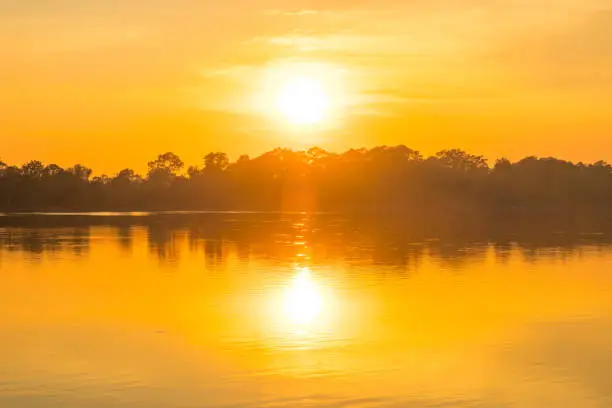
2,213 -> 612,407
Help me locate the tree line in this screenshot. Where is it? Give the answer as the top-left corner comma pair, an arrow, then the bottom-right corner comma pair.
1,146 -> 612,216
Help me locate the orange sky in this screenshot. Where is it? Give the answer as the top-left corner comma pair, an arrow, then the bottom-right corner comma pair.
2,0 -> 612,174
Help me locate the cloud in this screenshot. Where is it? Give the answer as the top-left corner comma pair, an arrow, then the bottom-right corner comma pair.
264,9 -> 321,16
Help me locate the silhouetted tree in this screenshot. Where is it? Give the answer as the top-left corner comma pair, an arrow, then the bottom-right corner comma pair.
204,152 -> 229,172
435,149 -> 488,171
0,146 -> 612,216
147,152 -> 184,178
113,168 -> 142,185
43,164 -> 63,177
21,160 -> 45,179
67,164 -> 92,181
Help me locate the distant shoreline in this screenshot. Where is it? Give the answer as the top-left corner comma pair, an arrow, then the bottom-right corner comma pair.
2,146 -> 612,217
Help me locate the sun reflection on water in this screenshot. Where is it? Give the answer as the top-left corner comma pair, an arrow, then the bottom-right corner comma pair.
263,265 -> 339,351
284,268 -> 323,327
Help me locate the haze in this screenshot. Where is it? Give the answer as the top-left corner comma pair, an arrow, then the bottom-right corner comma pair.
2,0 -> 611,173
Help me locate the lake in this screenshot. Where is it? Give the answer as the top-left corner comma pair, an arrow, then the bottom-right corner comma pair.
2,212 -> 612,407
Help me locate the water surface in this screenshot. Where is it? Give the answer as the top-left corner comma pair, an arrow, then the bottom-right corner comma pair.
2,213 -> 612,407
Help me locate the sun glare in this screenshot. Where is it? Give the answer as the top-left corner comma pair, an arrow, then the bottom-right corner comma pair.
275,77 -> 330,125
257,61 -> 347,129
284,268 -> 323,326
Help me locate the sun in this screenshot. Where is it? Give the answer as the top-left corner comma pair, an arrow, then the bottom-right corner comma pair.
255,61 -> 347,129
275,77 -> 330,125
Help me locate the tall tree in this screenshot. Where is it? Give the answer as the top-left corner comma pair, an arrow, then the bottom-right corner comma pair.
148,152 -> 184,177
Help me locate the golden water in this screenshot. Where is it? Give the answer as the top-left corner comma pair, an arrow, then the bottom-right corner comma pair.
1,214 -> 612,407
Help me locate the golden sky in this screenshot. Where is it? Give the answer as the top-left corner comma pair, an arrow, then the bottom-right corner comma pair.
2,0 -> 612,174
